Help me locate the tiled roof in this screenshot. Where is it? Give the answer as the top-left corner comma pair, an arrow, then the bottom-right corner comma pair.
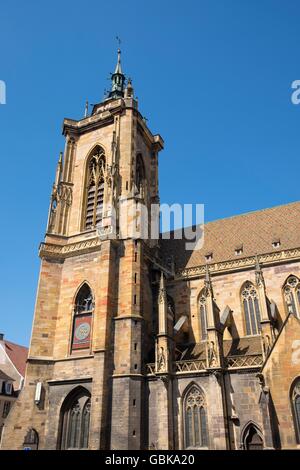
4,340 -> 28,377
176,336 -> 262,361
159,201 -> 300,270
176,342 -> 206,361
0,370 -> 14,382
223,336 -> 262,356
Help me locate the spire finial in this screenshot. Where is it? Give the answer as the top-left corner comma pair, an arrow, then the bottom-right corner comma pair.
108,44 -> 126,99
55,152 -> 63,186
158,271 -> 167,304
125,77 -> 134,98
114,48 -> 123,74
84,100 -> 89,118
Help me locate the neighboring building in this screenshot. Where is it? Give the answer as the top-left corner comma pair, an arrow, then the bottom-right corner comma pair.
0,334 -> 28,442
1,50 -> 300,450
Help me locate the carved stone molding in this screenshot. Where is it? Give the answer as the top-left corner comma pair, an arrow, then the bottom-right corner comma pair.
174,359 -> 206,373
176,249 -> 300,279
39,237 -> 101,260
145,355 -> 263,376
63,100 -> 124,136
59,182 -> 73,206
226,354 -> 263,369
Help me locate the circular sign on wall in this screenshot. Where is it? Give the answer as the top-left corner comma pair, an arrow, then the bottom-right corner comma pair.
74,322 -> 91,341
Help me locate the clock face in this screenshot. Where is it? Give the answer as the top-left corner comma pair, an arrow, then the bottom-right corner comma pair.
74,322 -> 91,341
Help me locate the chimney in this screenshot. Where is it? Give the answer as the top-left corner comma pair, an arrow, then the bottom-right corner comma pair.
0,333 -> 4,341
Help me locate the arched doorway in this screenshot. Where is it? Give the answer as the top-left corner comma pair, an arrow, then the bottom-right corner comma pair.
58,387 -> 91,450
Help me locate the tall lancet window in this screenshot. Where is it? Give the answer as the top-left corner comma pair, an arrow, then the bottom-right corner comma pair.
71,283 -> 93,352
291,378 -> 300,443
199,290 -> 208,340
59,388 -> 91,450
184,385 -> 208,449
85,146 -> 106,229
135,154 -> 145,197
283,275 -> 300,318
241,281 -> 261,336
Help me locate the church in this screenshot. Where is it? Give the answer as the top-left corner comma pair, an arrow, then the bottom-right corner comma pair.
1,50 -> 300,451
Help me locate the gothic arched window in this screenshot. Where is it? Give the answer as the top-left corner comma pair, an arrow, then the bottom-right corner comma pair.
59,388 -> 91,450
135,154 -> 145,197
184,385 -> 208,449
84,146 -> 106,229
23,428 -> 39,450
241,282 -> 261,336
199,290 -> 208,340
283,275 -> 300,318
291,378 -> 300,443
242,423 -> 263,450
71,284 -> 93,352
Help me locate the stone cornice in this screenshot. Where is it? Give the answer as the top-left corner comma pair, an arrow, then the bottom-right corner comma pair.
28,355 -> 94,363
47,377 -> 92,386
62,97 -> 163,150
176,248 -> 300,280
63,113 -> 115,137
63,98 -> 124,136
112,373 -> 143,378
39,236 -> 101,260
113,315 -> 144,322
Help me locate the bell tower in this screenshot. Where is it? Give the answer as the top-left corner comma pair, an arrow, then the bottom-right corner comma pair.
0,49 -> 163,450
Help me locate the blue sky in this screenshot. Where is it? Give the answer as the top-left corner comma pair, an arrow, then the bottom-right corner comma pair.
1,0 -> 300,346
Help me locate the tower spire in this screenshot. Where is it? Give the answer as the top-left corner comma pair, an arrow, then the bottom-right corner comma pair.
114,48 -> 122,74
109,48 -> 126,99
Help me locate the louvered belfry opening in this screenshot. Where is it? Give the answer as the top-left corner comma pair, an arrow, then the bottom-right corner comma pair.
85,146 -> 105,229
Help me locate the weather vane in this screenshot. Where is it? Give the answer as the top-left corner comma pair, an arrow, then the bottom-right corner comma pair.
116,36 -> 121,47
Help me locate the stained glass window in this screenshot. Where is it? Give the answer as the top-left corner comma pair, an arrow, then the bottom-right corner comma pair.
241,282 -> 261,335
184,385 -> 208,448
60,390 -> 91,449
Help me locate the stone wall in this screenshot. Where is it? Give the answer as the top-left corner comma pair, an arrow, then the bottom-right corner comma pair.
169,261 -> 300,343
262,313 -> 300,449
